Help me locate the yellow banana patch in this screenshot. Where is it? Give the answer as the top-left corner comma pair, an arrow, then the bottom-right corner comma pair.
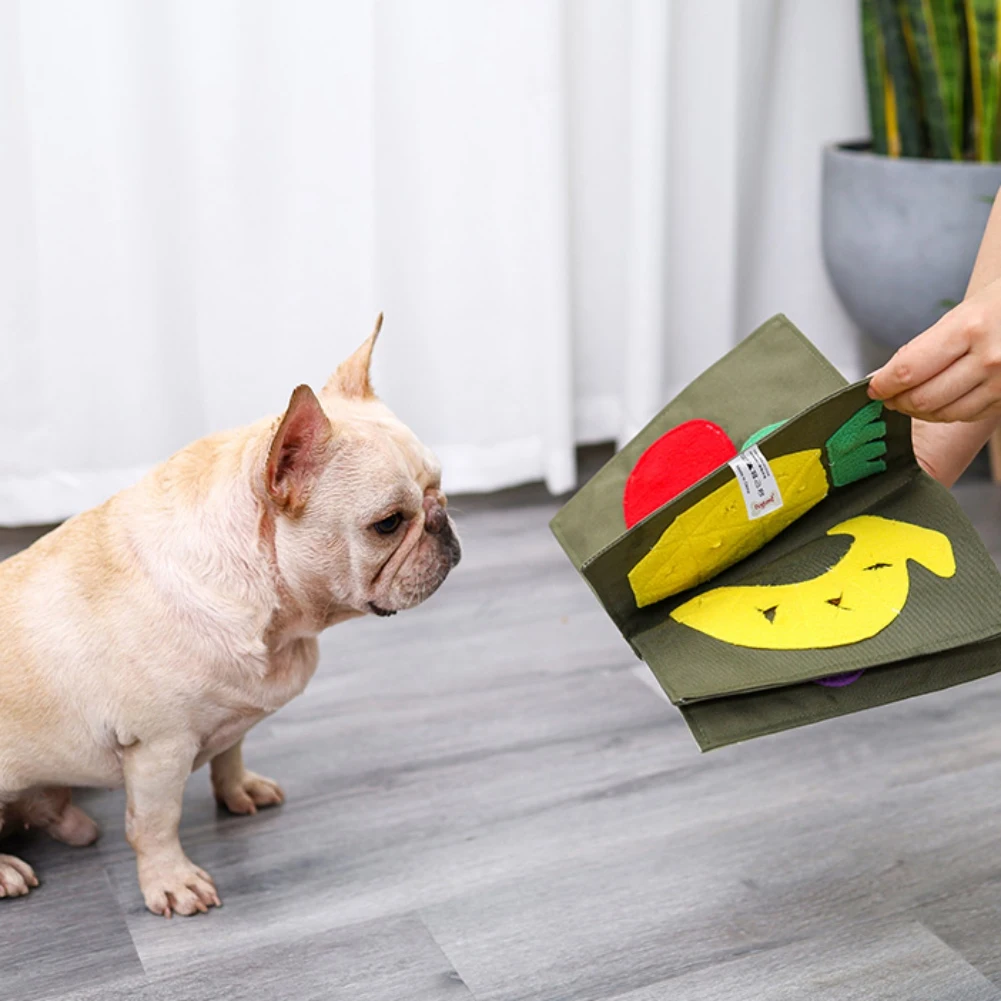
670,515 -> 956,649
628,450 -> 828,608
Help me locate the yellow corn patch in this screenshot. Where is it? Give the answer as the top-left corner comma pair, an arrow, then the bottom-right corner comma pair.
628,450 -> 828,608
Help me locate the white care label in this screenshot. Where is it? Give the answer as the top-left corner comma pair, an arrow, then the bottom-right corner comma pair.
728,445 -> 783,520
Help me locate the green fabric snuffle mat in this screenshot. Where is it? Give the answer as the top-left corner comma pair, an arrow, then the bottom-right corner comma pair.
550,314 -> 1001,750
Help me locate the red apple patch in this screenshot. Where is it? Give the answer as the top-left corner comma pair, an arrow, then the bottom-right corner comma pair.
623,420 -> 737,528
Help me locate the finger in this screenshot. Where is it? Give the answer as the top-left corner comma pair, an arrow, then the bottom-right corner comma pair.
926,383 -> 999,422
881,353 -> 986,417
869,313 -> 971,399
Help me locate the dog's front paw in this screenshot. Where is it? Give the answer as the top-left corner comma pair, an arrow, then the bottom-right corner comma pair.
214,771 -> 285,816
139,857 -> 221,918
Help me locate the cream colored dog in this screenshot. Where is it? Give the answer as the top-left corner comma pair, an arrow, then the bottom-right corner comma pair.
0,318 -> 460,917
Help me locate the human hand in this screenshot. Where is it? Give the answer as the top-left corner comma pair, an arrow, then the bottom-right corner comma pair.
868,277 -> 1001,422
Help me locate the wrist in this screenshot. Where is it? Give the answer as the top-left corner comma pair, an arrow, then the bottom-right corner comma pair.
911,416 -> 1001,487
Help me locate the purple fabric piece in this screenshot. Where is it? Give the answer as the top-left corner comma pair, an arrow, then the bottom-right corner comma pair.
815,670 -> 865,688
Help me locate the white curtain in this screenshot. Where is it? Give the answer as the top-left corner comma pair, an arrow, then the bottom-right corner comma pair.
0,0 -> 867,526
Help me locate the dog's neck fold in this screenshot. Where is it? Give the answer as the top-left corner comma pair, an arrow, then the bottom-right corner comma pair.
116,421 -> 336,664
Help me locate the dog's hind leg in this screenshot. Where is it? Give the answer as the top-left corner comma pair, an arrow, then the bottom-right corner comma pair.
43,789 -> 99,847
47,801 -> 100,846
16,787 -> 99,847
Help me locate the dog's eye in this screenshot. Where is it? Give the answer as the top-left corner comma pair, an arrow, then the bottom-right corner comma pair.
373,513 -> 403,535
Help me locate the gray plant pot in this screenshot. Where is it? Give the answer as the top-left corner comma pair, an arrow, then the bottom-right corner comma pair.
821,142 -> 1001,351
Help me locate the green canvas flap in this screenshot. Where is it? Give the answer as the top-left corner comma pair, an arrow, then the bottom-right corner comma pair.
681,634 -> 1001,751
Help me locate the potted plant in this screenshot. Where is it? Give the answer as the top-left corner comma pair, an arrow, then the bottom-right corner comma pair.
822,0 -> 1001,357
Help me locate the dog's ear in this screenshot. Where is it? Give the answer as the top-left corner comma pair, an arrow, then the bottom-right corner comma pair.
265,385 -> 333,514
322,313 -> 383,400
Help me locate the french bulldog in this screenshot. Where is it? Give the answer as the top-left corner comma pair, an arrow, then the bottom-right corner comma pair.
0,317 -> 460,916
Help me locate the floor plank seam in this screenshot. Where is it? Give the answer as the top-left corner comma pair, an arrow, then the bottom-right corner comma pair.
912,920 -> 1001,997
417,910 -> 485,1001
100,860 -> 153,984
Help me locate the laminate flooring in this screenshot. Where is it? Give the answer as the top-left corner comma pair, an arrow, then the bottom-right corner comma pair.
4,476 -> 1001,1000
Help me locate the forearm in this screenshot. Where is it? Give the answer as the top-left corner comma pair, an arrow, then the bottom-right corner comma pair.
963,186 -> 1001,298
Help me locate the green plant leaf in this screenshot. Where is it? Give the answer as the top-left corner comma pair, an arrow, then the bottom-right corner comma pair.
917,0 -> 965,156
875,0 -> 926,155
905,0 -> 960,156
964,0 -> 1001,160
862,0 -> 891,154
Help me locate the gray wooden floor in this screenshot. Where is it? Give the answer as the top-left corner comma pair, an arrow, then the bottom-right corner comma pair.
5,472 -> 1001,1000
